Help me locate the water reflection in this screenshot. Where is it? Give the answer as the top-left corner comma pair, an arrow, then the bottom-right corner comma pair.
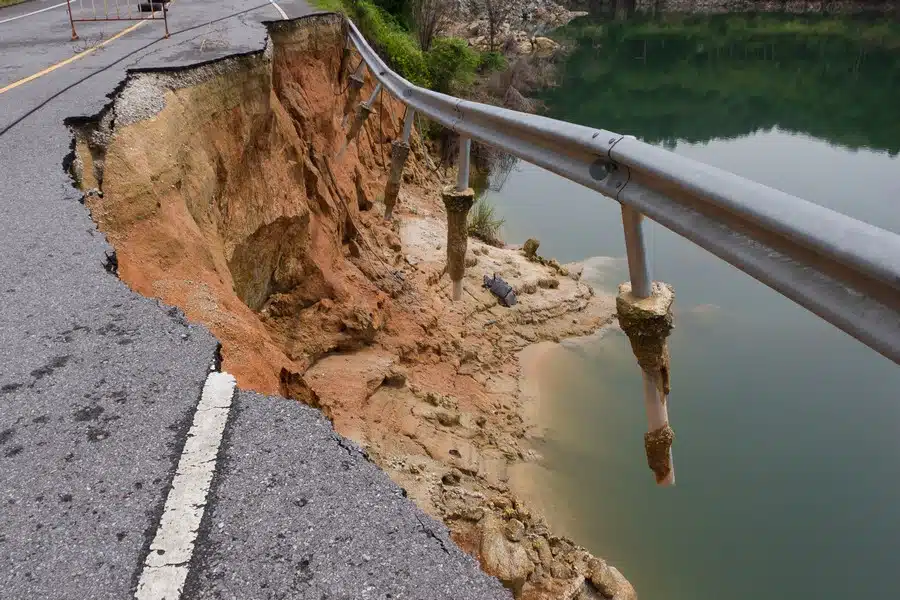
483,14 -> 900,600
544,14 -> 900,154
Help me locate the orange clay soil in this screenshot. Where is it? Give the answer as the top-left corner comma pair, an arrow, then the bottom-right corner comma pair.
69,14 -> 635,600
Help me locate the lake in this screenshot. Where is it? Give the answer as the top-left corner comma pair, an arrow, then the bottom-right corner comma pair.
484,14 -> 900,600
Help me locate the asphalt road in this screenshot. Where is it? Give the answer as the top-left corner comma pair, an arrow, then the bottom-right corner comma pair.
0,2 -> 511,598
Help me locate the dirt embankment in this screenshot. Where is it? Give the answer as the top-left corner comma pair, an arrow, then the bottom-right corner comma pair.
68,14 -> 633,600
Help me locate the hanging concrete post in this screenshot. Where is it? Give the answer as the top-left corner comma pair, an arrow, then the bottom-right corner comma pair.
337,83 -> 382,159
338,31 -> 352,85
383,107 -> 415,221
442,136 -> 474,301
341,62 -> 367,127
616,205 -> 676,486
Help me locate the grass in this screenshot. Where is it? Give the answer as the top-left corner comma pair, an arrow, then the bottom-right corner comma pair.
310,0 -> 344,10
0,0 -> 28,7
468,197 -> 505,246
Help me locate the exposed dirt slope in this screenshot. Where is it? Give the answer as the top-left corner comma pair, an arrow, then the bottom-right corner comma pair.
69,14 -> 634,600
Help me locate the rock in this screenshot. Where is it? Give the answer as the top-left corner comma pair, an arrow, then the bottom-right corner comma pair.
387,232 -> 402,252
435,409 -> 461,427
532,537 -> 553,568
550,537 -> 573,557
550,559 -> 573,579
538,277 -> 559,289
588,559 -> 636,600
442,468 -> 462,486
382,368 -> 407,388
503,86 -> 535,113
465,254 -> 478,267
354,167 -> 373,211
479,515 -> 534,597
518,281 -> 537,295
532,36 -> 561,57
504,518 -> 525,542
523,238 -> 540,259
348,238 -> 362,258
529,563 -> 546,585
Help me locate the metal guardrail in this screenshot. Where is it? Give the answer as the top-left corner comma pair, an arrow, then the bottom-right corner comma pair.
344,18 -> 900,367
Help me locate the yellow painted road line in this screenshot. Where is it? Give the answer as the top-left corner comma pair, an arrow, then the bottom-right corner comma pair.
0,0 -> 180,97
0,19 -> 146,95
0,19 -> 147,95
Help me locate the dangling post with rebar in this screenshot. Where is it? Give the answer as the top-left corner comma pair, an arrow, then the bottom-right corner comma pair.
337,82 -> 382,159
382,107 -> 415,221
616,205 -> 676,486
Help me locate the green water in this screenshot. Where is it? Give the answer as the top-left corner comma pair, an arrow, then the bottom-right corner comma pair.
483,15 -> 900,600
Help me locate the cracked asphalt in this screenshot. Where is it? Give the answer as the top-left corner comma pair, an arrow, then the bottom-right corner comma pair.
0,1 -> 511,598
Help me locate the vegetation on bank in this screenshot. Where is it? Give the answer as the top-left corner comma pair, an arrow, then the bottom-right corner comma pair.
559,13 -> 900,50
0,0 -> 26,7
546,14 -> 900,155
468,197 -> 505,245
312,0 -> 503,93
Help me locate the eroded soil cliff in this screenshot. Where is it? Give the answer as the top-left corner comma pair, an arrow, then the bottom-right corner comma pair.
68,14 -> 633,600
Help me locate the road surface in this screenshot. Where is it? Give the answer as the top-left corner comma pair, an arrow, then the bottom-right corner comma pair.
0,1 -> 511,598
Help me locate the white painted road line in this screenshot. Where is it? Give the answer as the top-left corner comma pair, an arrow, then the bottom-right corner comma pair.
268,0 -> 288,20
134,371 -> 236,600
0,1 -> 71,25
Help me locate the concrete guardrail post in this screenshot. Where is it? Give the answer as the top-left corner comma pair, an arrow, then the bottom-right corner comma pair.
337,83 -> 382,159
341,62 -> 367,127
616,205 -> 676,486
442,136 -> 474,301
383,107 -> 415,221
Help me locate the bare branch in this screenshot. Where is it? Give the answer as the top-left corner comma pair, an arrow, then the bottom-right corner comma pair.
411,0 -> 452,52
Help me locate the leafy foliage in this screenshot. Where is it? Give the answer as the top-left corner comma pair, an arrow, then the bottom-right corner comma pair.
351,0 -> 432,86
468,197 -> 505,245
478,51 -> 509,73
425,37 -> 481,93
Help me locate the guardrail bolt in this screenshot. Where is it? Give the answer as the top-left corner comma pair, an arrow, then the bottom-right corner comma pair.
441,185 -> 476,301
383,141 -> 411,221
615,281 -> 675,485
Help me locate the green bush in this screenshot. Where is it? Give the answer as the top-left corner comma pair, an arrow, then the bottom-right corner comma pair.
352,0 -> 432,86
425,37 -> 480,94
468,197 -> 505,246
478,51 -> 508,73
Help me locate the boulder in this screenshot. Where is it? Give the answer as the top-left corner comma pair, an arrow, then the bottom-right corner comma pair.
504,518 -> 525,542
588,559 -> 637,600
538,277 -> 559,289
523,238 -> 540,259
532,36 -> 561,57
479,515 -> 535,597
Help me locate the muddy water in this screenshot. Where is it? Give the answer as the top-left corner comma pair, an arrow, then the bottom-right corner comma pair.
487,15 -> 900,600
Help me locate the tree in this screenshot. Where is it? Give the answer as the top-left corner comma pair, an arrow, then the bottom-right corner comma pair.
468,0 -> 516,52
411,0 -> 451,52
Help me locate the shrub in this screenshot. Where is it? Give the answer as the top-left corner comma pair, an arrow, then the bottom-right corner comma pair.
425,37 -> 480,94
468,197 -> 505,245
346,0 -> 432,86
478,50 -> 508,73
